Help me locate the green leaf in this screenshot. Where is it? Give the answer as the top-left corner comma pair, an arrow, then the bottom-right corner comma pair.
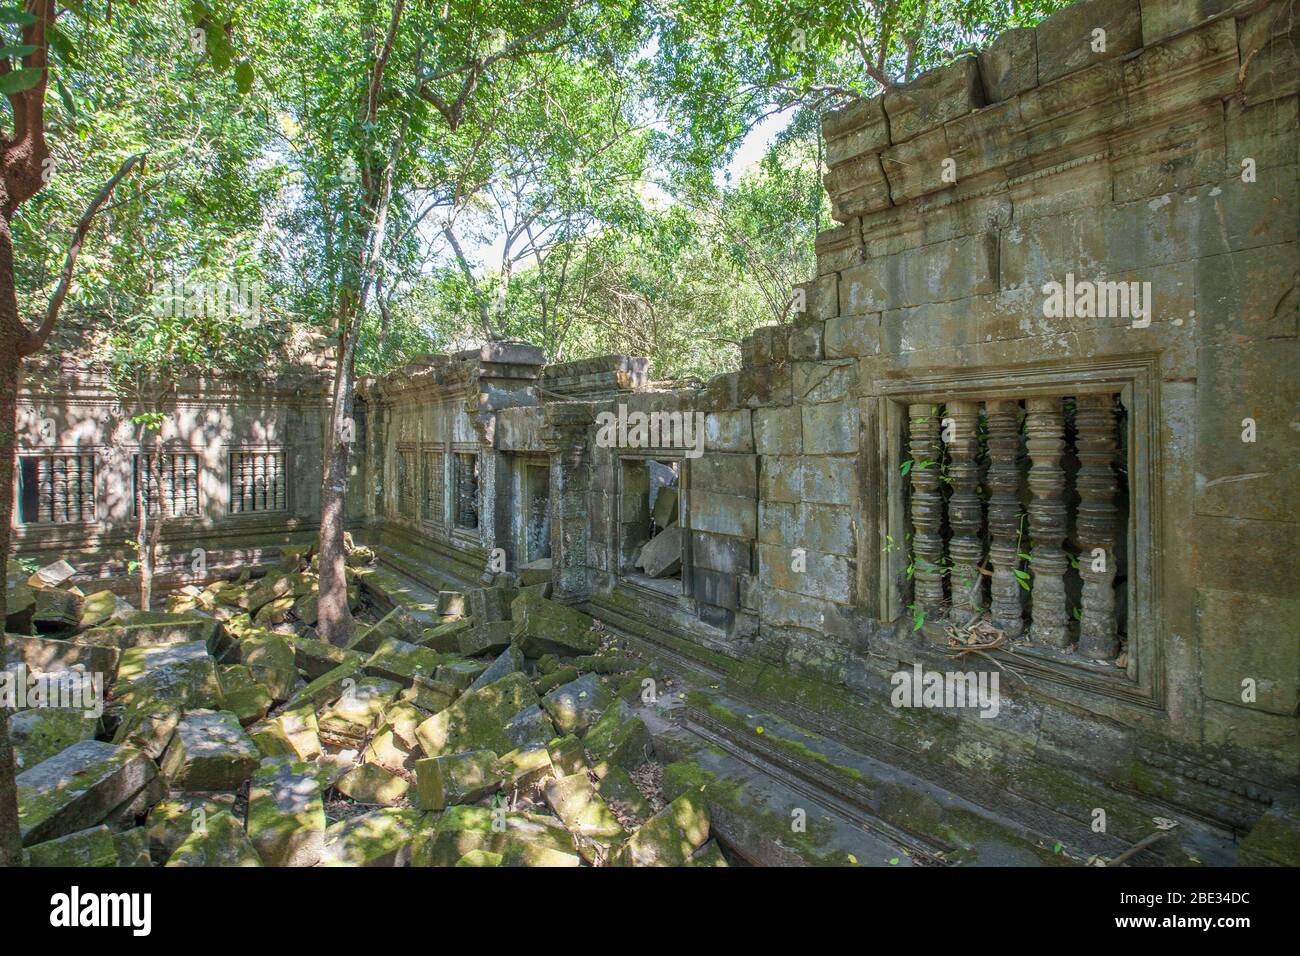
234,61 -> 254,95
0,9 -> 37,26
54,76 -> 76,120
0,44 -> 36,59
0,68 -> 41,95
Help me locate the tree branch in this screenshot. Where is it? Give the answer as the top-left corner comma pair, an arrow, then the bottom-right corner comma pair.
21,152 -> 143,356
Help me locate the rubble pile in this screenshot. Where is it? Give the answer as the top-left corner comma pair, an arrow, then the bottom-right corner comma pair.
3,550 -> 728,867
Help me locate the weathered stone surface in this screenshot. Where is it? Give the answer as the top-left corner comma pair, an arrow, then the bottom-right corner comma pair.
145,794 -> 235,862
415,750 -> 502,810
411,805 -> 580,867
286,661 -> 361,710
82,613 -> 221,651
583,699 -> 652,771
246,760 -> 326,866
467,644 -> 526,692
28,559 -> 77,589
436,658 -> 488,690
543,772 -> 625,841
111,640 -> 222,712
542,673 -> 613,736
336,763 -> 410,806
4,634 -> 120,684
454,848 -> 503,866
823,95 -> 890,166
17,740 -> 157,846
593,764 -> 652,822
113,826 -> 153,867
33,587 -> 84,631
248,701 -> 323,762
613,790 -> 710,866
977,26 -> 1037,102
237,631 -> 297,700
319,807 -> 424,866
160,710 -> 260,791
503,704 -> 557,751
165,811 -> 262,867
685,840 -> 729,866
420,618 -> 474,652
652,486 -> 679,528
415,672 -> 540,757
1034,0 -> 1141,84
1237,802 -> 1300,866
218,664 -> 273,725
25,824 -> 118,867
318,676 -> 401,744
469,584 -> 516,624
458,620 -> 512,656
364,637 -> 441,685
510,593 -> 599,657
9,706 -> 98,771
79,589 -> 127,629
519,559 -> 552,586
884,57 -> 983,144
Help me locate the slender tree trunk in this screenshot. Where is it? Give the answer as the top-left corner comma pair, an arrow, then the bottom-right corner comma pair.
0,210 -> 25,865
316,294 -> 361,646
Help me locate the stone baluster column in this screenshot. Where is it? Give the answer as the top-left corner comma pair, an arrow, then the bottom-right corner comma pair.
985,399 -> 1024,637
1026,397 -> 1069,647
1075,394 -> 1120,660
945,400 -> 983,623
908,403 -> 944,619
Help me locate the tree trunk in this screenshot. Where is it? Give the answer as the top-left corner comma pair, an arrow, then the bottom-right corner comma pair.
0,211 -> 25,865
315,294 -> 362,647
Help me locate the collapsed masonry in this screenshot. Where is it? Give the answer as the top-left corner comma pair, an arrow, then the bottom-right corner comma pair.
8,0 -> 1299,866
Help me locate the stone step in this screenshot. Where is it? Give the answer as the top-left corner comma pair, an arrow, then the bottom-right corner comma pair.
352,557 -> 444,628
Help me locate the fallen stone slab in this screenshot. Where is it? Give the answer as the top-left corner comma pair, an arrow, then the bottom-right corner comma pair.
547,735 -> 587,777
415,672 -> 539,758
6,581 -> 37,632
503,704 -> 557,752
336,763 -> 410,806
364,637 -> 441,686
248,701 -> 323,762
113,826 -> 153,867
636,523 -> 683,578
352,607 -> 422,653
684,840 -> 729,866
319,807 -> 425,866
145,794 -> 237,862
411,805 -> 580,867
436,658 -> 488,691
364,701 -> 427,774
318,677 -> 402,746
592,763 -> 652,823
79,589 -> 128,629
613,789 -> 710,866
253,595 -> 296,627
583,699 -> 652,771
458,620 -> 512,657
80,613 -> 221,651
111,703 -> 181,761
400,675 -> 456,715
111,640 -> 223,712
237,631 -> 297,701
10,706 -> 99,772
543,672 -> 613,736
33,587 -> 85,631
286,660 -> 362,710
165,811 -> 262,867
519,558 -> 552,586
468,585 -> 515,624
543,772 -> 626,842
246,760 -> 326,866
28,559 -> 77,589
419,618 -> 473,653
25,824 -> 119,867
652,486 -> 679,528
1238,802 -> 1300,866
415,750 -> 502,811
455,849 -> 503,866
438,591 -> 467,619
3,634 -> 120,686
218,665 -> 273,726
510,592 -> 600,658
287,634 -> 361,680
17,739 -> 158,846
160,710 -> 260,791
467,644 -> 526,692
500,746 -> 555,794
536,665 -> 579,694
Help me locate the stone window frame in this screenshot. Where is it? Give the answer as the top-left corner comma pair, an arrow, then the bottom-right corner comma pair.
870,354 -> 1163,710
226,444 -> 290,516
419,443 -> 446,531
615,451 -> 694,606
131,450 -> 203,521
14,446 -> 102,527
449,442 -> 482,542
395,442 -> 419,519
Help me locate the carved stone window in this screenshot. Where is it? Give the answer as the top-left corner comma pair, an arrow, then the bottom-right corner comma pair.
134,453 -> 201,517
422,449 -> 445,526
230,450 -> 287,514
17,453 -> 96,524
396,446 -> 418,518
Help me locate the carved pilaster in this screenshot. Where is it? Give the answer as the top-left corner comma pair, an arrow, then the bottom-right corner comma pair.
985,399 -> 1024,637
1075,394 -> 1120,660
908,403 -> 944,618
1026,397 -> 1069,648
542,401 -> 598,603
945,400 -> 983,623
